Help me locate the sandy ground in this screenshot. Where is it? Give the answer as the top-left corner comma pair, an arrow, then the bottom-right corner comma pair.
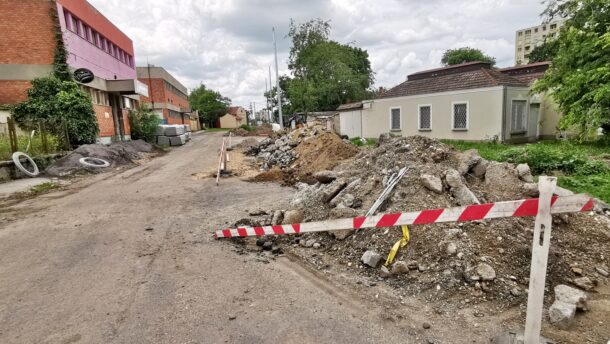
1,132 -> 607,344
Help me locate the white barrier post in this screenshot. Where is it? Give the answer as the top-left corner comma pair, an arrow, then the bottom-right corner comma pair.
524,176 -> 556,344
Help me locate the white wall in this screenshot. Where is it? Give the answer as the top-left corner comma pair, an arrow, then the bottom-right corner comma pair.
362,87 -> 505,141
339,110 -> 362,138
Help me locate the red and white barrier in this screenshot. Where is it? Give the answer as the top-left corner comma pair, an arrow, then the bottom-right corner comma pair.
215,194 -> 593,238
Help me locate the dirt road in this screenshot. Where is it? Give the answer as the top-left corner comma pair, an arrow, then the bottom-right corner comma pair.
0,133 -> 435,344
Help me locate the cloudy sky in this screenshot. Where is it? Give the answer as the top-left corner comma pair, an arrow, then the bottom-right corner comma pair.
89,0 -> 546,108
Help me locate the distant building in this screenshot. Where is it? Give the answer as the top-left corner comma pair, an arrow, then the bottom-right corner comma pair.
337,61 -> 561,143
0,0 -> 148,144
515,20 -> 564,65
137,66 -> 191,125
218,106 -> 246,128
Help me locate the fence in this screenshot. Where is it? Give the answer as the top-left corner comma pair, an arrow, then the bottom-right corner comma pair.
0,117 -> 70,161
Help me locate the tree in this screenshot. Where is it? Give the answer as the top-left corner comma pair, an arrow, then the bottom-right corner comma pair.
188,84 -> 231,128
441,47 -> 496,66
12,77 -> 98,146
282,19 -> 374,112
527,39 -> 560,63
128,105 -> 160,142
264,76 -> 291,121
533,0 -> 610,139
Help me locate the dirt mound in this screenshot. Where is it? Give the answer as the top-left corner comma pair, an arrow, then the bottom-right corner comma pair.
232,138 -> 260,149
293,132 -> 359,177
247,125 -> 358,184
229,124 -> 274,137
237,134 -> 610,313
46,140 -> 157,176
251,167 -> 286,183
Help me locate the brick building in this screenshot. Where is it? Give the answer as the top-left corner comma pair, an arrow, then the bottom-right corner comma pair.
0,0 -> 148,144
136,66 -> 191,125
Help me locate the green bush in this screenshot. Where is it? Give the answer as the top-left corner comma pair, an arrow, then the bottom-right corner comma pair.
349,137 -> 377,147
239,124 -> 253,131
496,143 -> 609,175
12,77 -> 98,146
128,106 -> 160,142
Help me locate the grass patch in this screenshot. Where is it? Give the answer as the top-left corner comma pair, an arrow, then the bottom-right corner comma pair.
29,182 -> 60,194
0,133 -> 62,161
204,128 -> 232,132
350,137 -> 378,147
443,139 -> 610,204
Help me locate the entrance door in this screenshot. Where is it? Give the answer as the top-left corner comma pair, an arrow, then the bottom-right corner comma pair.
109,94 -> 125,141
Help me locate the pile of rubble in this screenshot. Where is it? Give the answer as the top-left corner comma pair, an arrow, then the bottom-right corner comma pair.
46,140 -> 157,176
237,134 -> 610,323
246,126 -> 358,184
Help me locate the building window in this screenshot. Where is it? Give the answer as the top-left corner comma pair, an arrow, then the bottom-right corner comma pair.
525,29 -> 531,34
525,46 -> 530,51
518,31 -> 522,37
418,105 -> 431,131
511,100 -> 527,133
64,11 -> 72,30
550,23 -> 557,29
390,107 -> 401,130
542,25 -> 547,31
452,102 -> 468,130
534,28 -> 538,33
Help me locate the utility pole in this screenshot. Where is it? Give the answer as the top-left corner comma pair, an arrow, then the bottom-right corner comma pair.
272,27 -> 283,129
268,66 -> 273,123
265,78 -> 269,123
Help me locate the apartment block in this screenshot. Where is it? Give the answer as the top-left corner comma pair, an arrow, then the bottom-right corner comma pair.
0,0 -> 149,143
515,20 -> 564,65
137,66 -> 191,125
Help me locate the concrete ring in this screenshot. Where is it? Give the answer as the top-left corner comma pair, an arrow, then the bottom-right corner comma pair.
12,152 -> 40,177
78,157 -> 110,168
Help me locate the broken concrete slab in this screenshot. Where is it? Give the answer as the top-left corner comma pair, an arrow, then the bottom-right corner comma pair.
457,149 -> 482,175
516,163 -> 534,183
313,170 -> 338,184
554,284 -> 587,311
420,174 -> 443,194
549,300 -> 576,329
361,250 -> 382,268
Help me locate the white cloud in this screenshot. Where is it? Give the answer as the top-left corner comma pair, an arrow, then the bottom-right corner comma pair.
89,0 -> 546,107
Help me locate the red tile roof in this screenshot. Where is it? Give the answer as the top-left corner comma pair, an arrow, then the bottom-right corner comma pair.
499,62 -> 550,86
380,61 -> 528,99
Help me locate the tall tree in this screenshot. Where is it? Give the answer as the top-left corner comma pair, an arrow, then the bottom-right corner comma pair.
533,0 -> 610,138
527,39 -> 560,63
283,19 -> 374,112
441,47 -> 496,66
189,84 -> 231,128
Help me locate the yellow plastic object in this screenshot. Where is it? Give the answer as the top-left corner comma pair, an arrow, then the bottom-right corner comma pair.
385,225 -> 410,266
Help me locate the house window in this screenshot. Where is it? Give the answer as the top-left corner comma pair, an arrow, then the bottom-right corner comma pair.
418,105 -> 431,131
525,29 -> 531,34
550,23 -> 557,29
534,28 -> 538,33
452,102 -> 468,130
390,107 -> 401,130
511,100 -> 527,133
518,31 -> 522,36
543,25 -> 547,31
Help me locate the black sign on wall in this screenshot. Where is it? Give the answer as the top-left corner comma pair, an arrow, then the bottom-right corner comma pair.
74,68 -> 95,83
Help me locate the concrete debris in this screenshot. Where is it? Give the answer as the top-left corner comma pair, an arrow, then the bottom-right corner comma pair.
391,261 -> 409,275
361,250 -> 382,268
321,179 -> 348,203
595,267 -> 609,277
379,265 -> 392,278
549,300 -> 576,329
476,263 -> 496,281
457,149 -> 482,175
554,284 -> 588,311
271,210 -> 284,226
283,209 -> 303,225
332,229 -> 353,241
516,163 -> 534,183
446,242 -> 457,256
312,243 -> 321,249
444,169 -> 463,188
573,276 -> 595,291
471,159 -> 488,178
522,182 -> 539,197
420,174 -> 443,194
451,185 -> 480,205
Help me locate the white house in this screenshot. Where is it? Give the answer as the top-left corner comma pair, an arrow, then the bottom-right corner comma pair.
337,61 -> 560,143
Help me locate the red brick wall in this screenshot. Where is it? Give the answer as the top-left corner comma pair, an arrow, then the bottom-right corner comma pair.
94,104 -> 114,137
0,81 -> 31,104
166,88 -> 189,110
138,78 -> 166,104
0,0 -> 56,65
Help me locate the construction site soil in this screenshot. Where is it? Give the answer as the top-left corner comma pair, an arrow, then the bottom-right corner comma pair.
227,128 -> 610,343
